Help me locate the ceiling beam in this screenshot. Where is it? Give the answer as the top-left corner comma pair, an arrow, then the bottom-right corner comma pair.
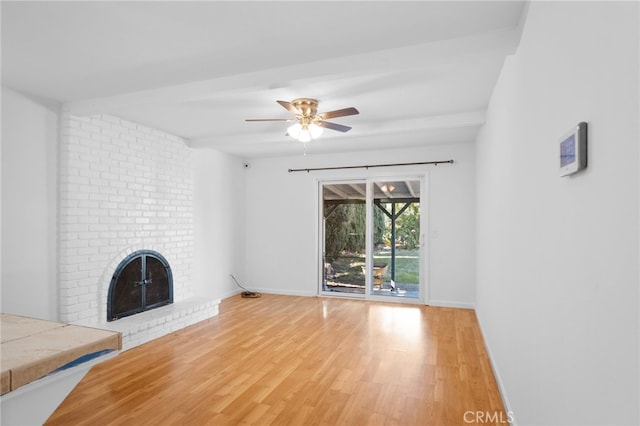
189,109 -> 485,150
348,184 -> 366,197
404,181 -> 418,198
323,185 -> 349,199
66,27 -> 519,116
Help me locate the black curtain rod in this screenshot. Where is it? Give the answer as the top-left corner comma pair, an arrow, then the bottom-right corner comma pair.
288,159 -> 454,173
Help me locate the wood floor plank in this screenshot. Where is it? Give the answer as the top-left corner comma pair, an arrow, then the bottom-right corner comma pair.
45,294 -> 506,425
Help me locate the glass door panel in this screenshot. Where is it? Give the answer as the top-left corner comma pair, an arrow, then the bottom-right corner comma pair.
371,180 -> 421,299
322,182 -> 366,295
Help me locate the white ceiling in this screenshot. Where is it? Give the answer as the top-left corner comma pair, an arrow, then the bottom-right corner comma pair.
1,1 -> 526,158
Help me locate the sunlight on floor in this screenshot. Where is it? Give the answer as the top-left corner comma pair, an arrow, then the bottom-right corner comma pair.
368,304 -> 423,342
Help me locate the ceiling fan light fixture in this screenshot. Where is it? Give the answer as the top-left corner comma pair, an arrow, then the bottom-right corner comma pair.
287,122 -> 302,139
247,98 -> 359,146
298,127 -> 312,143
309,123 -> 323,139
289,122 -> 321,143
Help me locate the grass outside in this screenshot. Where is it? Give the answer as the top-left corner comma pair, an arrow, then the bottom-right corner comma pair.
374,249 -> 419,283
327,249 -> 419,285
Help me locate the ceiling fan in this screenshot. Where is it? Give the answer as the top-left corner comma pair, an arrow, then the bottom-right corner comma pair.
246,98 -> 359,142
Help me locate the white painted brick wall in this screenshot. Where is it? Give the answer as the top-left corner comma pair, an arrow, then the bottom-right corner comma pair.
58,110 -> 216,344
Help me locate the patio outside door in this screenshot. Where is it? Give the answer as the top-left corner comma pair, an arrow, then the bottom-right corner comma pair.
320,178 -> 423,302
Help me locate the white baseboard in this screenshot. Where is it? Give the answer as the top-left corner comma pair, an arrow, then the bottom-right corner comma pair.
474,310 -> 516,426
249,288 -> 317,298
428,299 -> 475,309
218,288 -> 244,299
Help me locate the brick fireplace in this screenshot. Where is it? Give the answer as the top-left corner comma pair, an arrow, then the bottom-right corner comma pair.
58,109 -> 218,349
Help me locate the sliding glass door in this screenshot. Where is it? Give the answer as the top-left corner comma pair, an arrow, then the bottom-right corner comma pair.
370,179 -> 421,299
321,182 -> 367,295
320,177 -> 424,302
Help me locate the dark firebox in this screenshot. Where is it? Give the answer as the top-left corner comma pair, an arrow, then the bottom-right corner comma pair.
107,250 -> 173,321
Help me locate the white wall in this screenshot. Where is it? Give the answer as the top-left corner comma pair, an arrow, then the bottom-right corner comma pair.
243,143 -> 476,306
193,148 -> 246,299
1,87 -> 59,320
475,2 -> 639,425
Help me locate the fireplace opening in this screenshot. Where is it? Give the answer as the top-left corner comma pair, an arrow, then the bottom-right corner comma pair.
107,250 -> 173,321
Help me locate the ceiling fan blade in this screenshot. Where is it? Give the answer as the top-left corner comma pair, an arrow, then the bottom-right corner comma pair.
318,107 -> 359,120
318,121 -> 352,132
245,118 -> 295,122
277,100 -> 301,115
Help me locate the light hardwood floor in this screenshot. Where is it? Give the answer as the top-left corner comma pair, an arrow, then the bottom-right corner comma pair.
46,294 -> 506,425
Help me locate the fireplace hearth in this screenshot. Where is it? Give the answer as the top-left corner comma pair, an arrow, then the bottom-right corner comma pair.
58,113 -> 219,349
107,250 -> 173,321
